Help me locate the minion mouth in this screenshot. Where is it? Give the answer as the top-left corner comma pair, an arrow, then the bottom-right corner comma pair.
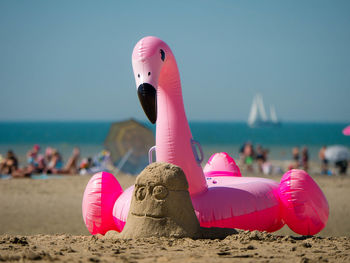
131,212 -> 166,220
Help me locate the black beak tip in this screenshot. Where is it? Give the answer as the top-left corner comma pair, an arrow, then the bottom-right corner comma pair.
137,83 -> 157,124
149,118 -> 156,124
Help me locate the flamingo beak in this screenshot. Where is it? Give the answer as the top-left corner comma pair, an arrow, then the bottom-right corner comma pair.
137,83 -> 157,124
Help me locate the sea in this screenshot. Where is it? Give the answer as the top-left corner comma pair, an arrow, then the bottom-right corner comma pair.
0,121 -> 349,165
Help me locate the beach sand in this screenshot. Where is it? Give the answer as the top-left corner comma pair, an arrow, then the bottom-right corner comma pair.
1,171 -> 349,262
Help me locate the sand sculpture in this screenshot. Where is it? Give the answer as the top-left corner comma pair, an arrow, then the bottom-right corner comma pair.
120,162 -> 201,238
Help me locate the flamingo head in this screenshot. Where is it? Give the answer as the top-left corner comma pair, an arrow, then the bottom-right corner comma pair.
132,36 -> 171,124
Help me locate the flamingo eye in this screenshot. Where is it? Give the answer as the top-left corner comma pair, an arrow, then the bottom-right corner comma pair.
137,74 -> 140,78
148,72 -> 151,76
160,49 -> 165,61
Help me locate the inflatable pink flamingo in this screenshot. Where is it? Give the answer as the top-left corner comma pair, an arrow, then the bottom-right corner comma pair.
83,36 -> 329,236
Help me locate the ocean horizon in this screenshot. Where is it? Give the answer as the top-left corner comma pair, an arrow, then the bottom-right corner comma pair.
1,120 -> 349,163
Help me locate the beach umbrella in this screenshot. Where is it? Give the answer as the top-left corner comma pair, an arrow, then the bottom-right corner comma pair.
324,145 -> 350,162
343,125 -> 350,136
104,119 -> 154,174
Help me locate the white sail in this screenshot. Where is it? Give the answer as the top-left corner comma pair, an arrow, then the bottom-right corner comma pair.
247,94 -> 280,127
248,96 -> 258,126
270,105 -> 278,123
256,94 -> 268,121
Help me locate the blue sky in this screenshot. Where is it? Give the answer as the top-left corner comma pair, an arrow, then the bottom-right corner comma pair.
1,0 -> 349,122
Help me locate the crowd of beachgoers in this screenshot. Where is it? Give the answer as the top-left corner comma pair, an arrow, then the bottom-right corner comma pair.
0,145 -> 113,178
238,142 -> 348,175
0,143 -> 348,178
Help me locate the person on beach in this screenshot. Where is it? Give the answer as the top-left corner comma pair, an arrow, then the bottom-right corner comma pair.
243,142 -> 255,172
44,147 -> 54,165
44,148 -> 80,175
60,147 -> 80,175
239,142 -> 247,166
27,144 -> 40,163
319,146 -> 329,174
260,148 -> 273,175
45,149 -> 63,174
0,150 -> 18,174
26,144 -> 45,173
256,144 -> 265,172
10,156 -> 34,178
78,157 -> 93,175
288,147 -> 300,170
301,147 -> 309,171
10,145 -> 46,178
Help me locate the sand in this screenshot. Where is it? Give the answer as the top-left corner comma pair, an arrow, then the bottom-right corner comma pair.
0,232 -> 349,262
1,171 -> 350,262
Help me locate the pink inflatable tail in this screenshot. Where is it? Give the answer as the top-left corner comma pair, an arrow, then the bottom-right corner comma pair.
203,152 -> 242,177
278,169 -> 329,235
82,172 -> 124,235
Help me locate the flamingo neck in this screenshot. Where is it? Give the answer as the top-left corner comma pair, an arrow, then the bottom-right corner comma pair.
156,57 -> 207,195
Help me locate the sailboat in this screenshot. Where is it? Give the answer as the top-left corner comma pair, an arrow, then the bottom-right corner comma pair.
248,94 -> 280,128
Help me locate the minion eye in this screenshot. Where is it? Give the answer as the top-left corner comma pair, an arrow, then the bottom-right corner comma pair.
153,185 -> 168,200
135,186 -> 146,201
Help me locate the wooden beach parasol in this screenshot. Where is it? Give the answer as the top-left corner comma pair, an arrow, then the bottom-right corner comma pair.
104,119 -> 154,174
